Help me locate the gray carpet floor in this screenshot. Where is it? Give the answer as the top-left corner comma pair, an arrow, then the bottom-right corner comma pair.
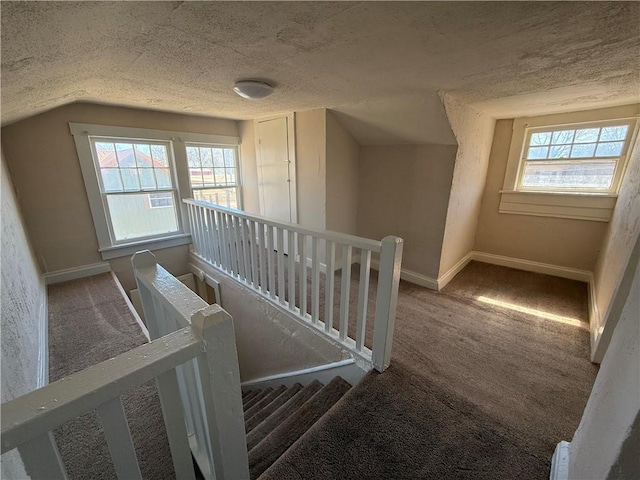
261,261 -> 598,479
48,273 -> 175,480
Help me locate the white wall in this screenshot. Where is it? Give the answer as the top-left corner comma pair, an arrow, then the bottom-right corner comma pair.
438,93 -> 495,277
326,111 -> 360,236
592,133 -> 640,359
568,238 -> 640,479
1,151 -> 46,478
358,144 -> 456,280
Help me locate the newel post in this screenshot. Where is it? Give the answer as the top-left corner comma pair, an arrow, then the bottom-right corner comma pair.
191,305 -> 249,480
131,250 -> 162,339
372,236 -> 404,372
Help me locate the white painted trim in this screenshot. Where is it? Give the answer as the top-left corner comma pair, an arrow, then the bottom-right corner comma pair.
371,259 -> 438,291
499,190 -> 616,222
550,441 -> 571,480
587,273 -> 601,362
111,272 -> 150,341
99,234 -> 192,260
470,251 -> 591,283
437,252 -> 473,291
44,262 -> 111,285
241,358 -> 367,390
37,286 -> 48,389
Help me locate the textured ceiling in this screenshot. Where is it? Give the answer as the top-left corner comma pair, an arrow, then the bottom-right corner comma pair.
1,2 -> 639,144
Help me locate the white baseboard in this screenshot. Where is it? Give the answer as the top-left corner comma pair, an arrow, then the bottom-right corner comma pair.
587,273 -> 602,362
550,441 -> 571,480
44,262 -> 111,285
241,358 -> 367,390
437,252 -> 473,291
371,259 -> 438,291
470,251 -> 591,283
37,285 -> 48,388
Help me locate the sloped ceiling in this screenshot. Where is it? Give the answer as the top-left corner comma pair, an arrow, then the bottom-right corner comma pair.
1,2 -> 638,145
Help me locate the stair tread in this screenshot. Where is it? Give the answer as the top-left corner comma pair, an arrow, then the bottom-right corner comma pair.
245,386 -> 288,422
246,380 -> 323,452
246,384 -> 304,433
243,389 -> 263,407
245,387 -> 274,411
248,377 -> 351,479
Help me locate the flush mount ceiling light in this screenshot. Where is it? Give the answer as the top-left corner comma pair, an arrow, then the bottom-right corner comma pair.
233,80 -> 274,100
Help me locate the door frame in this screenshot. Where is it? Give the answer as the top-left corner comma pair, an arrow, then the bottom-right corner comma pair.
254,113 -> 298,223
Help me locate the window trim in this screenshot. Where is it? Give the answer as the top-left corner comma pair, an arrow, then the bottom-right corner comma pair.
70,123 -> 240,258
500,105 -> 640,222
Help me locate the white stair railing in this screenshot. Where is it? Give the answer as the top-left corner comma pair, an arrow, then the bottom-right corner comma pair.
1,303 -> 249,480
131,250 -> 247,479
184,199 -> 403,372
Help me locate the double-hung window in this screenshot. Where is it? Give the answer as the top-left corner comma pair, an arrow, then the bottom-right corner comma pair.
186,144 -> 241,209
500,105 -> 639,222
70,123 -> 241,259
91,138 -> 180,242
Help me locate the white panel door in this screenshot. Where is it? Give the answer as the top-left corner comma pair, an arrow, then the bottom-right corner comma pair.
257,116 -> 294,223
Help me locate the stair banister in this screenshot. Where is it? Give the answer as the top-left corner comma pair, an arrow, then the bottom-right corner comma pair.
184,199 -> 404,372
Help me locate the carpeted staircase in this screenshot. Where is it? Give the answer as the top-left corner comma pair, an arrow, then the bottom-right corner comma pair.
242,377 -> 352,479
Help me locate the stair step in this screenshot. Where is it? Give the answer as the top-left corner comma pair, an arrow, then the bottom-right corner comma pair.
248,377 -> 351,479
246,380 -> 323,452
246,384 -> 303,433
243,389 -> 263,407
245,388 -> 274,411
244,386 -> 287,421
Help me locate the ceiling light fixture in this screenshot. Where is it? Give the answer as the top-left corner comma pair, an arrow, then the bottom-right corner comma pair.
233,80 -> 274,100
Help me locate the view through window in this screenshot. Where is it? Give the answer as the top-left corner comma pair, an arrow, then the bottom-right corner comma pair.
186,144 -> 241,209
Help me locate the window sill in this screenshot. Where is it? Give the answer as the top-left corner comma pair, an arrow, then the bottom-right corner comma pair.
498,190 -> 617,222
98,233 -> 192,260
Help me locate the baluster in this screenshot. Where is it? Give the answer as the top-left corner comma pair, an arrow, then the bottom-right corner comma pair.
258,222 -> 268,294
156,369 -> 197,480
19,432 -> 68,480
356,249 -> 372,351
288,230 -> 296,311
299,234 -> 308,318
267,225 -> 276,299
195,206 -> 205,259
249,221 -> 259,289
241,218 -> 251,284
187,204 -> 199,257
277,228 -> 285,305
324,240 -> 336,333
97,397 -> 142,480
234,216 -> 246,280
339,245 -> 353,341
198,206 -> 212,263
208,208 -> 221,266
227,214 -> 239,275
311,236 -> 320,324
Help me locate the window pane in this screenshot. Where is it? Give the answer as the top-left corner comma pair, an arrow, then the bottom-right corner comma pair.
224,149 -> 236,167
139,168 -> 156,189
213,149 -> 224,167
100,169 -> 123,192
115,143 -> 136,167
193,188 -> 239,209
570,143 -> 596,158
574,128 -> 600,143
106,193 -> 179,241
155,168 -> 172,188
549,145 -> 571,159
134,144 -> 152,167
121,168 -> 140,190
190,168 -> 204,186
595,142 -> 624,157
201,148 -> 213,167
187,147 -> 200,168
151,145 -> 169,167
95,142 -> 116,167
202,168 -> 215,186
527,146 -> 549,160
522,160 -> 616,190
530,132 -> 551,146
551,130 -> 575,145
600,125 -> 628,142
214,168 -> 226,184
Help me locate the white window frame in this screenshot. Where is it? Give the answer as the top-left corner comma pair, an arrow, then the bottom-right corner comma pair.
500,105 -> 639,222
186,142 -> 243,210
70,123 -> 239,259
